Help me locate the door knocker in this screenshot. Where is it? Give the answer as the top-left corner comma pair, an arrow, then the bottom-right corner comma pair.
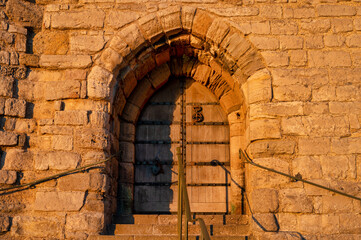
192,105 -> 204,123
151,157 -> 164,176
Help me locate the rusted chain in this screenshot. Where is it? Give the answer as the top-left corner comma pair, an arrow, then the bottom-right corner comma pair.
0,152 -> 121,193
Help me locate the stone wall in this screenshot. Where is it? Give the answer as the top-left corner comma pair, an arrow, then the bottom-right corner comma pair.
0,0 -> 360,239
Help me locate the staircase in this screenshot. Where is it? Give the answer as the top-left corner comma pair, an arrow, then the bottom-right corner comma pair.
89,214 -> 250,240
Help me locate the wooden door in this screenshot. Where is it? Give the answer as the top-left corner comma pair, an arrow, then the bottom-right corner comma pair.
134,78 -> 230,213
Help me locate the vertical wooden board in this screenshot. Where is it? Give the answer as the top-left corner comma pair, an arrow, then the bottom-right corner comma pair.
134,185 -> 176,212
139,105 -> 179,121
186,166 -> 229,184
186,144 -> 229,163
135,144 -> 179,161
186,125 -> 229,142
136,125 -> 180,141
135,164 -> 177,183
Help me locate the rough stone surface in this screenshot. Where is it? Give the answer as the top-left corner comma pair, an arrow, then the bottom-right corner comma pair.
51,10 -> 105,29
33,31 -> 68,55
5,98 -> 26,117
34,191 -> 85,211
39,55 -> 92,69
44,80 -> 81,100
0,170 -> 17,184
70,35 -> 105,54
34,151 -> 81,170
0,131 -> 18,146
0,76 -> 14,97
251,188 -> 279,213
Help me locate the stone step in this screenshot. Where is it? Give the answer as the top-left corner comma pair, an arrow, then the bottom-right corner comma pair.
113,214 -> 249,226
89,235 -> 249,240
114,224 -> 249,236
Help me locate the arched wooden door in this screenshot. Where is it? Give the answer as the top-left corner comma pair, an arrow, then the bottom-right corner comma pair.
134,78 -> 230,213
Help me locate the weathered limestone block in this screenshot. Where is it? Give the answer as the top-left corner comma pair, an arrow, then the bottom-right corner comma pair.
243,68 -> 272,104
0,98 -> 4,115
87,66 -> 114,100
58,173 -> 105,192
70,35 -> 105,54
322,195 -> 354,214
332,137 -> 361,154
5,98 -> 26,117
117,24 -> 146,55
277,213 -> 297,232
0,216 -> 10,232
138,13 -> 163,43
280,35 -> 304,50
248,158 -> 290,188
293,156 -> 322,179
251,188 -> 279,213
65,212 -> 104,233
15,35 -> 26,52
346,34 -> 361,48
274,85 -> 311,102
249,140 -> 295,157
282,115 -> 350,137
317,5 -> 356,17
0,76 -> 13,97
181,6 -> 196,31
148,63 -> 171,89
19,53 -> 40,67
308,50 -> 352,67
52,135 -> 73,151
3,149 -> 33,170
75,128 -> 109,150
40,125 -> 73,135
289,50 -> 307,67
250,102 -> 303,119
127,79 -> 154,109
252,213 -> 279,232
192,9 -> 214,39
34,191 -> 85,211
44,80 -> 81,100
39,55 -> 92,69
0,51 -> 10,64
298,137 -> 330,155
206,18 -> 229,46
11,215 -> 64,238
250,119 -> 281,141
157,6 -> 182,36
272,68 -> 328,87
54,110 -> 88,125
51,10 -> 105,29
106,10 -> 139,29
320,155 -> 356,180
262,51 -> 289,67
220,91 -> 242,114
119,122 -> 135,142
0,131 -> 18,146
34,151 -> 81,170
33,31 -> 68,55
305,35 -> 324,49
99,48 -> 124,74
279,189 -> 313,213
192,64 -> 211,85
299,214 -> 321,234
339,214 -> 361,234
89,111 -> 110,129
5,0 -> 43,28
0,170 -> 17,184
221,30 -> 251,61
133,50 -> 156,80
249,36 -> 279,50
332,19 -> 353,33
271,20 -> 298,35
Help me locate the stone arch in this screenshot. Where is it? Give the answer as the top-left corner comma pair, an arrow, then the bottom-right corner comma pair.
85,6 -> 273,218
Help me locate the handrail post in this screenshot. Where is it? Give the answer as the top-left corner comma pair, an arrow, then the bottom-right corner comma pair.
177,148 -> 183,240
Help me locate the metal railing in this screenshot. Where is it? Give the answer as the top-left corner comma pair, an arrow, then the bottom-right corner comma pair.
177,147 -> 211,240
240,149 -> 361,202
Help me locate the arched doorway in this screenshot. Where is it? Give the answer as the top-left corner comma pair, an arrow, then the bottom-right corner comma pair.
134,77 -> 230,214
